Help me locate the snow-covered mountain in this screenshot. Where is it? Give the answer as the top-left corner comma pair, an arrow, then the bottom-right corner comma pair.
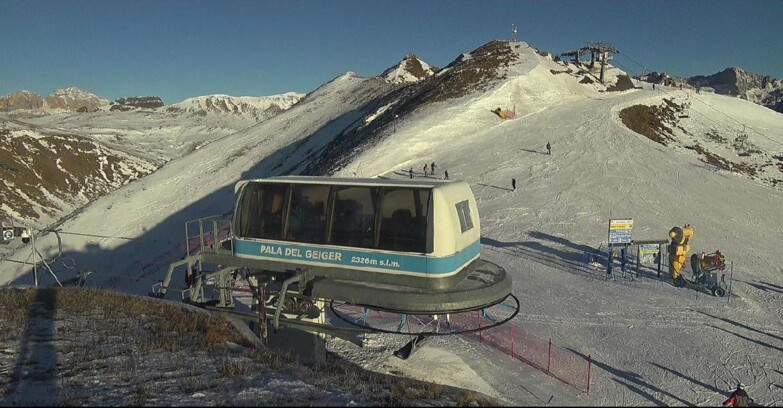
43,87 -> 110,112
1,87 -> 110,116
0,90 -> 44,111
688,67 -> 783,113
380,54 -> 437,84
164,92 -> 304,121
1,40 -> 782,406
0,91 -> 305,228
639,67 -> 783,113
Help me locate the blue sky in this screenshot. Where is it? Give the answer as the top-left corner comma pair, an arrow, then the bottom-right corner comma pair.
1,0 -> 781,104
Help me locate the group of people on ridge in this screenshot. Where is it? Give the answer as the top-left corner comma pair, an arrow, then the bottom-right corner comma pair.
409,161 -> 447,180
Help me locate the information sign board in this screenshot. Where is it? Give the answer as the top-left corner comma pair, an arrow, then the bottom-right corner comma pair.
639,243 -> 660,264
608,218 -> 634,245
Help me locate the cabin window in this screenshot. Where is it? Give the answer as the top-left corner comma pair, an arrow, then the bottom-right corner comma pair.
455,200 -> 473,233
285,184 -> 330,243
238,183 -> 287,239
330,187 -> 379,248
378,188 -> 429,252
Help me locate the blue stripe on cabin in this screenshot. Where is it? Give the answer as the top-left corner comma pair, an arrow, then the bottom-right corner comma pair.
233,238 -> 480,275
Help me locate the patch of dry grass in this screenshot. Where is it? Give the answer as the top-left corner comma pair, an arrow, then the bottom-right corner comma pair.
0,287 -> 504,406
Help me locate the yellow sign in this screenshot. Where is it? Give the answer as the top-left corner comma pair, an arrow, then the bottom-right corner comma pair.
608,218 -> 634,244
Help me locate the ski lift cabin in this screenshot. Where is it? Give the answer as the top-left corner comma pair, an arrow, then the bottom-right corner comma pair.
153,176 -> 512,317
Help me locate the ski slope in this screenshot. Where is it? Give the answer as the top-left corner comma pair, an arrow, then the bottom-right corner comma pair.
2,43 -> 782,406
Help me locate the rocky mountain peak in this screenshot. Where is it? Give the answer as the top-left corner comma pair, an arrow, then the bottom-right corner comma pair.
381,54 -> 437,84
110,96 -> 165,111
44,87 -> 110,112
687,67 -> 783,112
0,90 -> 44,111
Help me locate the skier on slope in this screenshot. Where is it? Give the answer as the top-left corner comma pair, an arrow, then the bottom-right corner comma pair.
723,383 -> 753,407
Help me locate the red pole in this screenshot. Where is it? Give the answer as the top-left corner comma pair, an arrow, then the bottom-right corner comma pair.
547,338 -> 552,373
587,354 -> 592,395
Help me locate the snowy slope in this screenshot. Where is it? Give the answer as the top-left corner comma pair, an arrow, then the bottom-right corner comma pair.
1,41 -> 782,406
0,118 -> 158,227
335,43 -> 783,406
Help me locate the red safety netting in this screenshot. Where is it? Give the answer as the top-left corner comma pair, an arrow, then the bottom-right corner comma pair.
332,303 -> 592,394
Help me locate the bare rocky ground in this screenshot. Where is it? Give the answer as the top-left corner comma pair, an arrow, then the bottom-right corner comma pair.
0,287 -> 500,407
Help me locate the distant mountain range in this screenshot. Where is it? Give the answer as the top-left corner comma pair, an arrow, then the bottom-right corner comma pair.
0,55 -> 434,117
0,53 -> 432,226
638,67 -> 783,113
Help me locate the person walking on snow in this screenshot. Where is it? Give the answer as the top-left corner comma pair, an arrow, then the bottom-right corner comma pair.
431,162 -> 436,175
409,167 -> 413,179
423,163 -> 428,175
444,170 -> 449,180
512,178 -> 516,191
546,142 -> 551,155
723,383 -> 753,407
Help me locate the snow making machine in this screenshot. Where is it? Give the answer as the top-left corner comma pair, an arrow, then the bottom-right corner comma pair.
150,176 -> 518,346
689,251 -> 728,297
667,224 -> 728,297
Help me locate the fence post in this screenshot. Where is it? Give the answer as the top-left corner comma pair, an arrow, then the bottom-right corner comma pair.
511,326 -> 515,358
635,244 -> 641,277
727,261 -> 734,303
547,337 -> 552,372
587,354 -> 592,395
478,310 -> 482,342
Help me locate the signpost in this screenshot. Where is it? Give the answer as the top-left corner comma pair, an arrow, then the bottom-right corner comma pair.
607,219 -> 633,275
608,218 -> 634,245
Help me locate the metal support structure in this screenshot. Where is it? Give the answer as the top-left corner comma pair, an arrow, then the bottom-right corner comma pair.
560,42 -> 619,84
273,274 -> 302,331
150,257 -> 194,298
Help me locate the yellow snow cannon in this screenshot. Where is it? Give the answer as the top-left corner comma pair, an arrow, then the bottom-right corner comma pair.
667,225 -> 693,286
